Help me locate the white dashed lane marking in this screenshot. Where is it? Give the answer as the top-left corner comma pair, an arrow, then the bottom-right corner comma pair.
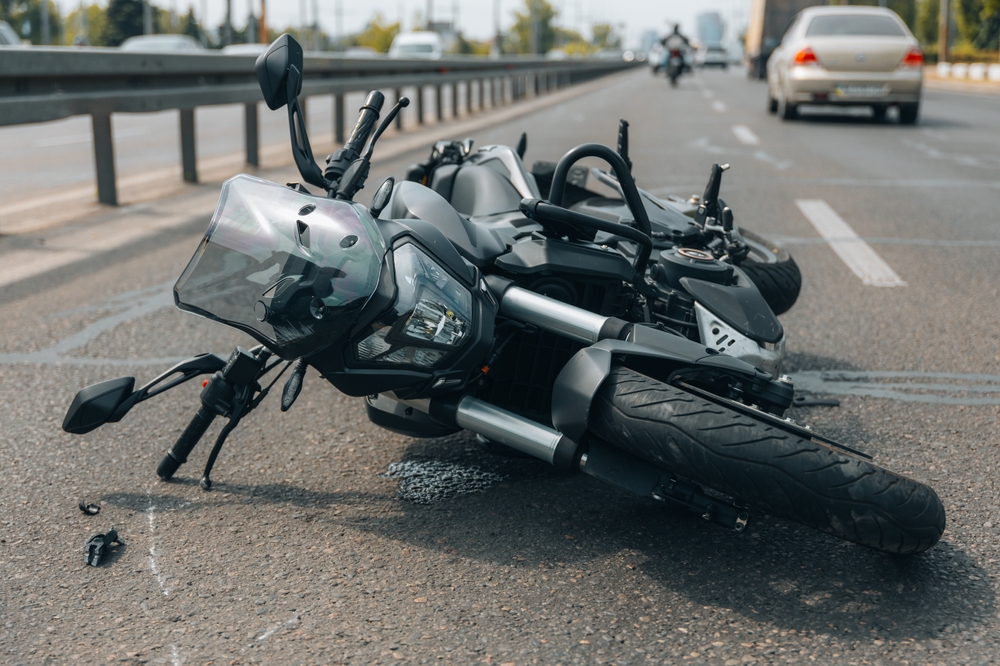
795,199 -> 906,287
711,100 -> 727,113
731,124 -> 760,145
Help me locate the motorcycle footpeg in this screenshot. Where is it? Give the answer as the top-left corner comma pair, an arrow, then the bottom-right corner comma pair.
655,477 -> 751,533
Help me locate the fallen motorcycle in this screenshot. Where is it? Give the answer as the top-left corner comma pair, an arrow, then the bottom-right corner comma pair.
62,35 -> 945,554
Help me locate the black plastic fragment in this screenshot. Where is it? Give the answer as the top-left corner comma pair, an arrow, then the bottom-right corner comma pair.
78,501 -> 101,515
792,396 -> 841,408
84,528 -> 124,567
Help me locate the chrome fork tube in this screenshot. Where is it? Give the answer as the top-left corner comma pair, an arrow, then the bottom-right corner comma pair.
387,392 -> 578,468
498,286 -> 609,344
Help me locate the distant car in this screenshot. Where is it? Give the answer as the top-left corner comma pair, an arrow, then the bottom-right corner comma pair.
695,43 -> 728,69
595,48 -> 625,60
120,34 -> 205,52
221,43 -> 268,56
0,21 -> 24,46
388,32 -> 443,59
766,6 -> 922,124
343,46 -> 380,58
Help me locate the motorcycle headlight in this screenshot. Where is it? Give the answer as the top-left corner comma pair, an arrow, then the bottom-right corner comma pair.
354,244 -> 472,369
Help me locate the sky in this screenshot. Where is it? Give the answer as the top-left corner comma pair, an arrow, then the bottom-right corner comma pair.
52,0 -> 754,48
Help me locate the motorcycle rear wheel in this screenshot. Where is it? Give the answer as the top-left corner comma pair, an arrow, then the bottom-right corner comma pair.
739,229 -> 802,315
588,368 -> 945,554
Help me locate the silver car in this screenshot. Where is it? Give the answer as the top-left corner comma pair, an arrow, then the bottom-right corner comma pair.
766,6 -> 923,124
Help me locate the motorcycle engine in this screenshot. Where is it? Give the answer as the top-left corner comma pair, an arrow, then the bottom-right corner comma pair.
648,247 -> 733,340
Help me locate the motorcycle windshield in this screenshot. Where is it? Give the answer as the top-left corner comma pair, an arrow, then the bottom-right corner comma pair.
174,175 -> 386,358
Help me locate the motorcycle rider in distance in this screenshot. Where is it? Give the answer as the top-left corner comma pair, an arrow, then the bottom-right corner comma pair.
659,24 -> 691,84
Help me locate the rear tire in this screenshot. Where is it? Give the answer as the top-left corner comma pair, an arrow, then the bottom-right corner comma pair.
588,368 -> 946,554
768,94 -> 778,114
739,229 -> 802,315
779,92 -> 798,120
899,102 -> 920,125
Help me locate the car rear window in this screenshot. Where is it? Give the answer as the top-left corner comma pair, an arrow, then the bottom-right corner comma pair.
805,15 -> 906,37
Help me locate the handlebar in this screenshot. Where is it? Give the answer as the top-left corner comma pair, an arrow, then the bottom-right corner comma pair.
344,91 -> 384,159
519,198 -> 652,281
156,406 -> 216,480
547,143 -> 652,238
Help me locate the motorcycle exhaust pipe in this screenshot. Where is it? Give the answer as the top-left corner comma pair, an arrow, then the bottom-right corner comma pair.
389,392 -> 579,469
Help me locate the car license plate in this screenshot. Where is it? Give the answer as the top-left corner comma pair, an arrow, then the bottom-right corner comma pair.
834,84 -> 889,98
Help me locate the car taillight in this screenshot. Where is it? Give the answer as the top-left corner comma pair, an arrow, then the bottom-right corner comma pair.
900,47 -> 923,68
792,47 -> 818,66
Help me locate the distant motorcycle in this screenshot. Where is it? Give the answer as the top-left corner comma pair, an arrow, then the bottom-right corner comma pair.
666,48 -> 685,86
62,35 -> 945,555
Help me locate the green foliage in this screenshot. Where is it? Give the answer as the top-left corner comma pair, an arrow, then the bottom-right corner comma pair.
454,33 -> 491,55
179,8 -> 201,42
98,0 -> 144,47
61,3 -> 106,45
591,23 -> 621,49
4,0 -> 63,44
510,0 -> 557,54
351,13 -> 399,53
916,0 -> 939,45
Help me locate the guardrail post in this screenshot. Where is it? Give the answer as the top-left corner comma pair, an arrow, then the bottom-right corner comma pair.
417,86 -> 425,124
435,85 -> 443,122
478,79 -> 485,111
244,102 -> 259,167
395,89 -> 404,130
452,82 -> 460,118
334,93 -> 344,143
180,108 -> 197,183
91,111 -> 117,206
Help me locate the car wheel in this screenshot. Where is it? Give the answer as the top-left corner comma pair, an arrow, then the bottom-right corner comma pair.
899,102 -> 920,125
778,87 -> 797,120
768,93 -> 778,114
872,105 -> 888,122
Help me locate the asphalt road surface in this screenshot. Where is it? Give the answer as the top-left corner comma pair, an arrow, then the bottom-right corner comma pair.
2,68 -> 1000,665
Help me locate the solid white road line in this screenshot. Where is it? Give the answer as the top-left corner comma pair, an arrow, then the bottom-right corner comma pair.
711,100 -> 727,113
731,124 -> 760,146
795,199 -> 906,287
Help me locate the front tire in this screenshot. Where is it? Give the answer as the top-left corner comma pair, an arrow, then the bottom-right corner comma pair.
588,368 -> 945,554
739,229 -> 802,315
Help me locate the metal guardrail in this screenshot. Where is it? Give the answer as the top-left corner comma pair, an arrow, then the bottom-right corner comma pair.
0,47 -> 636,206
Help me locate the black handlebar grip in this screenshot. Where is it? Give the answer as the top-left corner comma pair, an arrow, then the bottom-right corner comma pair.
343,90 -> 385,158
156,406 -> 216,480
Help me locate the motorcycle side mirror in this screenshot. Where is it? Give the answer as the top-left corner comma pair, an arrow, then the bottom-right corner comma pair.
256,34 -> 328,191
370,177 -> 394,218
516,132 -> 527,159
62,376 -> 135,435
255,34 -> 304,111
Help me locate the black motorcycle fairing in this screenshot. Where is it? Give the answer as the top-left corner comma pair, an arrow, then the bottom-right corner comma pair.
494,238 -> 635,284
551,331 -> 771,442
374,216 -> 476,285
309,231 -> 497,400
680,272 -> 784,344
365,393 -> 460,438
448,164 -> 525,218
427,163 -> 461,201
383,181 -> 508,268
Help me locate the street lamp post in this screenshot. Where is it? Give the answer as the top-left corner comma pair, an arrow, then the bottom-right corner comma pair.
938,0 -> 950,64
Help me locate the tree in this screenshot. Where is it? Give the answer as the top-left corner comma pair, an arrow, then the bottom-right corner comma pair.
955,0 -> 985,43
98,0 -> 144,47
351,13 -> 399,53
591,23 -> 621,49
4,0 -> 63,45
916,0 -> 940,46
179,8 -> 201,42
62,3 -> 107,45
454,33 -> 491,55
510,0 -> 557,54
